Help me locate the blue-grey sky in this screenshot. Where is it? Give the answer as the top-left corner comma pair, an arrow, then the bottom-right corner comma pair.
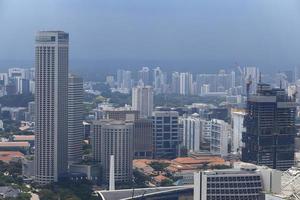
1,0 -> 300,71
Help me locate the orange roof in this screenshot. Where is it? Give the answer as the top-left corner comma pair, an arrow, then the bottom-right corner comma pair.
13,135 -> 35,141
0,142 -> 30,147
172,156 -> 225,165
0,151 -> 24,162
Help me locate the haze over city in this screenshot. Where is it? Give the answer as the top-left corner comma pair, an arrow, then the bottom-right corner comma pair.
1,0 -> 300,74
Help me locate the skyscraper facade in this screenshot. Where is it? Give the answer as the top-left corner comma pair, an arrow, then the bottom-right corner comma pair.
242,83 -> 296,170
34,31 -> 69,184
152,110 -> 180,158
133,119 -> 153,159
132,85 -> 153,118
91,120 -> 134,183
68,74 -> 84,164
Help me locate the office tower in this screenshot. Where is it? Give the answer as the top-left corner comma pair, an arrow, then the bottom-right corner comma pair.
68,74 -> 84,164
132,85 -> 153,118
231,109 -> 246,154
182,114 -> 211,153
275,72 -> 289,89
201,84 -> 210,95
25,101 -> 35,122
171,72 -> 180,94
242,82 -> 296,170
83,121 -> 91,140
152,110 -> 180,158
133,119 -> 153,158
0,73 -> 8,86
244,66 -> 260,93
180,72 -> 192,96
18,78 -> 30,94
210,119 -> 230,157
105,76 -> 115,88
29,80 -> 35,94
116,69 -> 132,91
34,31 -> 69,184
138,67 -> 150,86
193,168 -> 265,200
153,67 -> 164,94
91,120 -> 133,183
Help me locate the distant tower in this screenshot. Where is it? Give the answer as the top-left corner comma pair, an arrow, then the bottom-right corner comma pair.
34,31 -> 69,184
132,86 -> 153,118
68,74 -> 84,164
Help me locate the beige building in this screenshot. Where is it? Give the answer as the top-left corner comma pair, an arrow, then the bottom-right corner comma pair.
34,31 -> 69,184
91,120 -> 134,183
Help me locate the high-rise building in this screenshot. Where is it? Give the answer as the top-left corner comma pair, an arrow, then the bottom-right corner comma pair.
152,110 -> 180,158
153,67 -> 164,94
171,72 -> 180,94
68,74 -> 84,164
231,109 -> 246,154
132,86 -> 153,118
180,72 -> 193,96
138,67 -> 150,86
242,83 -> 296,170
91,120 -> 133,183
116,69 -> 132,92
182,114 -> 211,153
210,119 -> 230,157
133,119 -> 153,159
34,31 -> 69,184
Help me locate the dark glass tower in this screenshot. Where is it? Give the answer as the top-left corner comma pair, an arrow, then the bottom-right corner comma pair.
242,83 -> 296,170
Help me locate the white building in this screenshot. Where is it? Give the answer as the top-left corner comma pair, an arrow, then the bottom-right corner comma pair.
210,119 -> 230,157
132,85 -> 153,118
194,163 -> 281,200
180,72 -> 193,96
34,31 -> 69,184
231,109 -> 246,154
153,67 -> 164,94
182,114 -> 211,153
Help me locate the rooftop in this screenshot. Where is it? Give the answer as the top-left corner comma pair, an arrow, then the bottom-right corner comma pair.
0,151 -> 24,163
0,142 -> 30,147
97,185 -> 192,200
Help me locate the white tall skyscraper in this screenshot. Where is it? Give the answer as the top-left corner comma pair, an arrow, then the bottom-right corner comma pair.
68,74 -> 84,164
132,85 -> 153,118
180,72 -> 193,96
34,31 -> 69,184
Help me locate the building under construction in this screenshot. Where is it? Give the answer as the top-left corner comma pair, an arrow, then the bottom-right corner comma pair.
242,82 -> 296,170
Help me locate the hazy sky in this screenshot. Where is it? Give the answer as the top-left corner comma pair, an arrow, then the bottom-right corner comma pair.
1,0 -> 300,71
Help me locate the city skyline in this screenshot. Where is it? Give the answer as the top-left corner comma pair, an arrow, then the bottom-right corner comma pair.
1,0 -> 300,73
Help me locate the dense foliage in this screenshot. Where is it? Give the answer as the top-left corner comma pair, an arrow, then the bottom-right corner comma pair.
149,161 -> 170,172
0,94 -> 34,107
38,180 -> 98,200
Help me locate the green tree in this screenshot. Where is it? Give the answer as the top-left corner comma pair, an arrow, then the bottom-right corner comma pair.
39,189 -> 58,200
160,179 -> 174,186
149,161 -> 169,171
